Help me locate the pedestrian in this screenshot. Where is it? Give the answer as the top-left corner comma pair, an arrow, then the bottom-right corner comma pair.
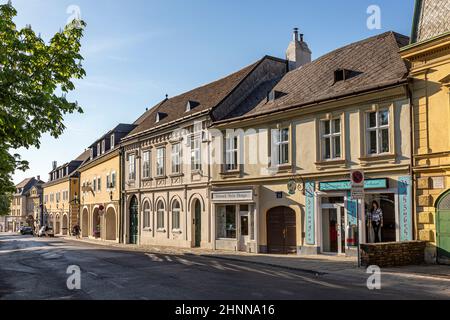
73,224 -> 81,239
368,201 -> 383,243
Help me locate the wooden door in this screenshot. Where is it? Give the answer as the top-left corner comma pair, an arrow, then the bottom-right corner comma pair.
267,207 -> 297,254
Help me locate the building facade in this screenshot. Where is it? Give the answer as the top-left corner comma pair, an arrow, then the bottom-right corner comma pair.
42,152 -> 89,235
78,124 -> 135,242
121,56 -> 288,248
210,32 -> 414,256
401,0 -> 450,264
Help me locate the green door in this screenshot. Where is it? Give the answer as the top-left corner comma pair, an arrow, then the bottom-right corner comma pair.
437,209 -> 450,264
194,200 -> 201,247
129,196 -> 139,245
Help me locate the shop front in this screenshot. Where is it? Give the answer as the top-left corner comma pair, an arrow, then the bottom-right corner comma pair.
302,176 -> 413,256
211,189 -> 258,253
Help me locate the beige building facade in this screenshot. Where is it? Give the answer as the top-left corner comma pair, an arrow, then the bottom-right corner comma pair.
211,32 -> 414,256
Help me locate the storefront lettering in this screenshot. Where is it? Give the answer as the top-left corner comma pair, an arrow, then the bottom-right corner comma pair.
305,182 -> 315,245
398,176 -> 412,241
319,179 -> 388,192
212,191 -> 253,202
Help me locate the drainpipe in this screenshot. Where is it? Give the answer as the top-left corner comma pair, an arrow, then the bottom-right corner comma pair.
408,82 -> 417,241
119,147 -> 125,244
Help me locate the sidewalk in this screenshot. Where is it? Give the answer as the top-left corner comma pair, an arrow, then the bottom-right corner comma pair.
63,236 -> 450,279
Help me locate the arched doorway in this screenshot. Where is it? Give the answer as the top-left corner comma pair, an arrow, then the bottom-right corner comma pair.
193,199 -> 202,247
92,208 -> 100,238
129,196 -> 139,244
105,207 -> 117,241
55,215 -> 61,235
82,209 -> 89,237
62,215 -> 68,235
267,206 -> 297,254
437,191 -> 450,264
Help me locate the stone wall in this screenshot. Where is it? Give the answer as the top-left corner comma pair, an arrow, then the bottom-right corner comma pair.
360,241 -> 426,267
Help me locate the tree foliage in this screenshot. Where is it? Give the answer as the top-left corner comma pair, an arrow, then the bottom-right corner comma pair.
0,193 -> 11,216
0,2 -> 86,194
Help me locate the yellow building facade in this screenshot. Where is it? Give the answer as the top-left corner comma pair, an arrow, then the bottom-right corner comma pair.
401,0 -> 450,264
79,150 -> 121,242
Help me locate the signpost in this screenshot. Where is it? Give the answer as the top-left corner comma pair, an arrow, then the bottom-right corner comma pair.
350,170 -> 365,267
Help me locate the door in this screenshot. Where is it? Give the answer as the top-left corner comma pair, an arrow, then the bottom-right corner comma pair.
129,196 -> 139,245
239,205 -> 250,251
194,200 -> 201,247
437,192 -> 450,264
322,204 -> 346,254
267,207 -> 297,254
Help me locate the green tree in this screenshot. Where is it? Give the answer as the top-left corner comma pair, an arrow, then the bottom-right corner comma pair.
0,2 -> 86,194
0,193 -> 11,216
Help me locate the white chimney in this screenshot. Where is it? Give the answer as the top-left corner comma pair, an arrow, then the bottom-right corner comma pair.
286,28 -> 312,71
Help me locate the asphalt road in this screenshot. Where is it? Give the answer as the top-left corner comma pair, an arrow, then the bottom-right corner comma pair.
0,234 -> 448,300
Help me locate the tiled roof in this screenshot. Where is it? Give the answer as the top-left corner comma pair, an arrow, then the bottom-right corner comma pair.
227,32 -> 409,120
411,0 -> 450,43
74,149 -> 91,163
126,59 -> 264,137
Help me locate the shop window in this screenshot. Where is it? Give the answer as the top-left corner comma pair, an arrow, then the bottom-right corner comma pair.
366,110 -> 390,155
172,200 -> 181,230
364,193 -> 396,243
216,205 -> 237,239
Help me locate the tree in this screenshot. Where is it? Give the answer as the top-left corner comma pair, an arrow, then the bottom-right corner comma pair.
0,2 -> 86,194
0,193 -> 11,216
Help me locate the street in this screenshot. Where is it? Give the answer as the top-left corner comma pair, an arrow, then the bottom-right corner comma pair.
0,234 -> 449,300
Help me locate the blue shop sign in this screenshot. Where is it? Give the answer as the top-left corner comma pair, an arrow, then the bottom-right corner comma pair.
319,179 -> 388,192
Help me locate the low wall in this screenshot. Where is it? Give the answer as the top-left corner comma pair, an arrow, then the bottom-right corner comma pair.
360,241 -> 426,267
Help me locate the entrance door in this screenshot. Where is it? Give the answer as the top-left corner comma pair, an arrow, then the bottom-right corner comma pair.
194,200 -> 201,247
322,203 -> 346,254
129,196 -> 139,245
239,205 -> 250,252
267,207 -> 297,254
437,192 -> 450,264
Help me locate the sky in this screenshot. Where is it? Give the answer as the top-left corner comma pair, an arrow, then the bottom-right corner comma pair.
8,0 -> 415,184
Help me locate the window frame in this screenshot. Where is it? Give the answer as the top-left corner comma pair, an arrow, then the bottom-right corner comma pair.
171,143 -> 182,175
156,200 -> 165,230
271,126 -> 290,167
156,147 -> 166,177
320,117 -> 342,161
142,150 -> 151,179
190,134 -> 202,172
171,200 -> 181,231
128,153 -> 136,181
110,134 -> 115,149
225,133 -> 239,172
143,200 -> 151,230
366,109 -> 390,156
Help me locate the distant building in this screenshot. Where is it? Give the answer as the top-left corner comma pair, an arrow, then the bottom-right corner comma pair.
401,0 -> 450,264
42,151 -> 89,235
6,177 -> 44,232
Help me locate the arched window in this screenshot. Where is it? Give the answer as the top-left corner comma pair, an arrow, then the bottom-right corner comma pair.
157,201 -> 165,229
143,201 -> 151,229
172,200 -> 181,230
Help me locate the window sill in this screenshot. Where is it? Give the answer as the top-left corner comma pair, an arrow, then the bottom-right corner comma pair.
268,164 -> 292,174
315,159 -> 346,169
142,177 -> 153,182
220,170 -> 240,176
169,173 -> 184,178
172,229 -> 182,234
143,228 -> 152,232
359,153 -> 396,165
156,228 -> 166,233
154,176 -> 167,180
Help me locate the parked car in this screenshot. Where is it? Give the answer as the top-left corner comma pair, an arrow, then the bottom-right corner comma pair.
20,226 -> 33,235
38,226 -> 54,238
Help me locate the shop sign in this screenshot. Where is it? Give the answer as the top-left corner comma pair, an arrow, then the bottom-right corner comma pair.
305,182 -> 315,245
399,176 -> 413,241
212,190 -> 253,202
287,179 -> 297,195
319,179 -> 388,192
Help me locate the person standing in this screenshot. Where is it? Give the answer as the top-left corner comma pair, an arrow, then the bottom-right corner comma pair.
368,201 -> 383,243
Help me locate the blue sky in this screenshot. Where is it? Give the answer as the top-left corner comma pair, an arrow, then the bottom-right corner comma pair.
9,0 -> 415,184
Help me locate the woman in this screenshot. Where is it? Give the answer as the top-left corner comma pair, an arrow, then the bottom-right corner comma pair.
368,201 -> 383,243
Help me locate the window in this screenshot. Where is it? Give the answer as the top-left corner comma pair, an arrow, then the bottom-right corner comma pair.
128,154 -> 136,180
97,142 -> 101,156
191,136 -> 201,171
106,174 -> 110,190
111,172 -> 116,189
157,201 -> 165,229
143,201 -> 151,229
216,205 -> 237,239
97,177 -> 101,191
172,200 -> 181,230
142,151 -> 151,179
272,127 -> 289,166
102,140 -> 106,154
367,110 -> 390,155
93,178 -> 97,192
225,134 -> 239,171
321,118 -> 342,160
171,144 -> 181,174
110,134 -> 115,149
156,148 -> 165,177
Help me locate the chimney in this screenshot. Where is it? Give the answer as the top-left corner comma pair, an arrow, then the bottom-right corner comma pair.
52,161 -> 57,170
37,175 -> 40,181
286,28 -> 312,71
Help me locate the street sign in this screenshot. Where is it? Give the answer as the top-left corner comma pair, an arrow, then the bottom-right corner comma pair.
350,170 -> 365,200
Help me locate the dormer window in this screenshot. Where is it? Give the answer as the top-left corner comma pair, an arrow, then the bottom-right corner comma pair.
334,69 -> 361,83
156,112 -> 167,123
102,140 -> 106,155
110,134 -> 115,149
186,100 -> 199,112
97,142 -> 101,156
267,90 -> 285,102
90,148 -> 94,160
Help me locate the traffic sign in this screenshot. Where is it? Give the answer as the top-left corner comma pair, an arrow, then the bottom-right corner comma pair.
350,170 -> 365,200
